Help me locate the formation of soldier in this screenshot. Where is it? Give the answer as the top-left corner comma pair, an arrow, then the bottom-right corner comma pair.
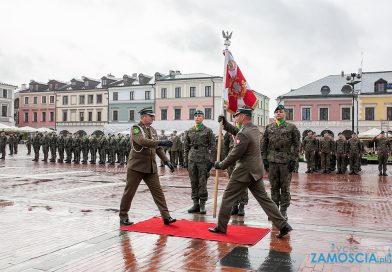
28,132 -> 132,165
0,132 -> 21,159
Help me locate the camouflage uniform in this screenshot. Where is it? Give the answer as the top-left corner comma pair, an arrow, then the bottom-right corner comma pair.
26,135 -> 32,155
13,134 -> 18,154
89,135 -> 98,163
98,136 -> 107,164
8,134 -> 14,155
0,132 -> 7,159
64,135 -> 73,163
223,131 -> 248,215
301,135 -> 318,172
108,135 -> 117,165
374,135 -> 391,176
49,133 -> 57,162
104,136 -> 111,163
170,133 -> 181,166
81,135 -> 90,164
32,133 -> 41,161
72,135 -> 82,163
118,136 -> 128,165
347,137 -> 361,174
41,133 -> 50,162
319,136 -> 334,173
184,124 -> 216,212
335,138 -> 349,174
261,120 -> 300,215
57,134 -> 65,162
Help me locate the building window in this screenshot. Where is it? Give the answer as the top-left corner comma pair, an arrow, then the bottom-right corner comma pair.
302,107 -> 311,121
80,112 -> 84,122
3,89 -> 7,98
387,107 -> 392,121
33,112 -> 38,122
205,86 -> 211,97
62,96 -> 68,105
286,108 -> 293,120
41,96 -> 47,104
97,111 -> 102,121
85,81 -> 89,87
376,83 -> 385,92
365,107 -> 375,121
129,91 -> 134,100
189,108 -> 196,119
174,109 -> 181,120
113,110 -> 118,121
102,79 -> 107,86
319,108 -> 328,121
161,88 -> 167,98
50,112 -> 54,122
145,91 -> 151,100
79,95 -> 85,105
62,111 -> 67,122
97,94 -> 102,104
113,92 -> 118,101
50,96 -> 55,104
88,112 -> 93,121
1,105 -> 7,117
190,87 -> 196,97
161,109 -> 167,120
342,107 -> 351,120
33,97 -> 38,104
175,87 -> 181,98
24,112 -> 28,122
205,108 -> 212,119
88,95 -> 94,104
24,97 -> 29,105
129,110 -> 135,121
41,112 -> 46,122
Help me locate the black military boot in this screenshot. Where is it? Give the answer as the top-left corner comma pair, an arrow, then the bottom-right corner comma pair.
383,172 -> 388,176
188,200 -> 200,213
231,204 -> 239,215
379,172 -> 383,176
199,201 -> 206,214
238,204 -> 245,216
305,168 -> 311,173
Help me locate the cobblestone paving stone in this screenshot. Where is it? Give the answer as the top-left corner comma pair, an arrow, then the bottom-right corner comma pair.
0,145 -> 391,271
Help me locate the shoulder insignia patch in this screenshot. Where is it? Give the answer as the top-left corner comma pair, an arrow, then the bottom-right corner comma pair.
132,127 -> 140,135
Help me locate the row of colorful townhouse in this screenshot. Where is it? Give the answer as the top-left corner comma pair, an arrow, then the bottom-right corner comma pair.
15,71 -> 270,134
277,70 -> 392,136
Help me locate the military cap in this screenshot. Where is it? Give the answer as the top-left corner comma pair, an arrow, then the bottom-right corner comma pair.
138,107 -> 155,116
233,107 -> 253,117
274,104 -> 285,113
194,110 -> 204,116
381,131 -> 385,134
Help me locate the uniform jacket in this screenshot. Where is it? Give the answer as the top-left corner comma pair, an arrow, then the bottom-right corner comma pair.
184,124 -> 216,163
220,122 -> 264,182
128,122 -> 168,173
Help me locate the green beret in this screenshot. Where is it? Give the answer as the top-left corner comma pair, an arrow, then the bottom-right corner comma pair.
234,108 -> 252,117
274,104 -> 285,113
194,110 -> 204,116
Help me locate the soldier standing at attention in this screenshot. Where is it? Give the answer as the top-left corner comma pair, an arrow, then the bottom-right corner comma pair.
13,133 -> 19,154
348,132 -> 361,175
0,132 -> 7,159
81,134 -> 90,164
89,134 -> 98,164
57,133 -> 65,163
64,133 -> 73,163
301,131 -> 317,173
8,133 -> 14,155
158,130 -> 168,167
373,131 -> 391,176
26,134 -> 32,155
184,110 -> 216,215
41,132 -> 50,162
319,132 -> 334,173
261,105 -> 300,220
335,133 -> 348,174
32,133 -> 41,161
72,134 -> 81,164
170,130 -> 180,167
209,108 -> 292,238
119,107 -> 176,226
49,132 -> 57,162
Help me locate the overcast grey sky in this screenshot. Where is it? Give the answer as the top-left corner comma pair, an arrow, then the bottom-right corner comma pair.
1,0 -> 391,114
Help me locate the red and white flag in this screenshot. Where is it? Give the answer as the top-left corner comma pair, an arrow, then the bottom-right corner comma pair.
223,50 -> 258,113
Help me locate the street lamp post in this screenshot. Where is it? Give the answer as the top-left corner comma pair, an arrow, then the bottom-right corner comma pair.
342,72 -> 361,133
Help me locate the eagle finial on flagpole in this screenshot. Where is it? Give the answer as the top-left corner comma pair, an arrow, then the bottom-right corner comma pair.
222,30 -> 232,49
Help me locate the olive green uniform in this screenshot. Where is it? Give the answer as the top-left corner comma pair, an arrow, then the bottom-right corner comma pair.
319,137 -> 334,172
335,139 -> 349,173
347,138 -> 361,174
301,136 -> 318,171
374,137 -> 391,175
0,133 -> 7,159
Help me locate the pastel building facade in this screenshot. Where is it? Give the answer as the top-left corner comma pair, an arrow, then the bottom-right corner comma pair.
0,81 -> 17,126
18,81 -> 56,129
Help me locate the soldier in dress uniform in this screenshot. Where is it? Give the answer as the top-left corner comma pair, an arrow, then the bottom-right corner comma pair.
209,108 -> 292,239
373,131 -> 391,176
261,105 -> 300,220
184,110 -> 216,214
119,107 -> 176,226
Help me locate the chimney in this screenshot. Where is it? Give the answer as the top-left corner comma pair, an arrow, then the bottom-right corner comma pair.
169,70 -> 175,78
175,70 -> 181,75
132,73 -> 137,79
341,71 -> 344,78
154,72 -> 163,81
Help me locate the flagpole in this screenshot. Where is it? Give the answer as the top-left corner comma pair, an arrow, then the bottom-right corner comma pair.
213,30 -> 232,218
